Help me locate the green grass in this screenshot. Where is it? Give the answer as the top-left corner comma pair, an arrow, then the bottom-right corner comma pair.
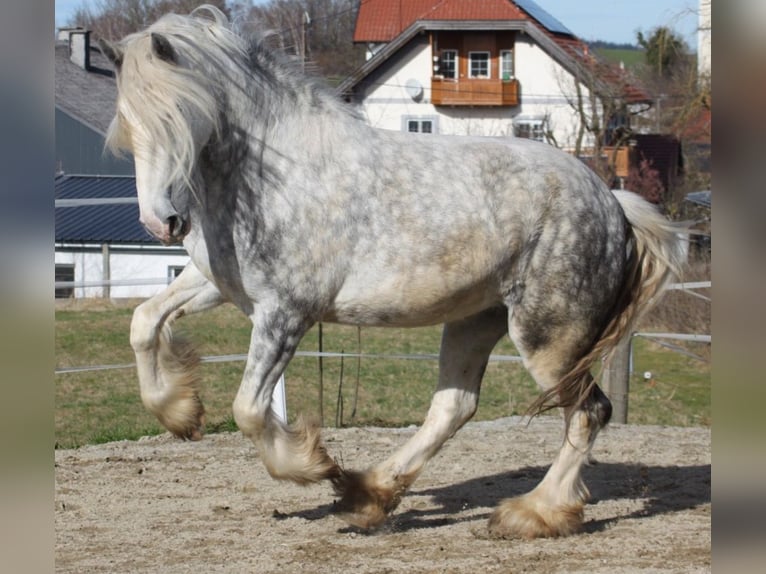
594,48 -> 645,70
55,301 -> 710,448
625,337 -> 711,427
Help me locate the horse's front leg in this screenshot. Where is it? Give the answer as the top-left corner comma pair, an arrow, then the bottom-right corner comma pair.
333,306 -> 508,528
130,263 -> 224,439
232,303 -> 341,485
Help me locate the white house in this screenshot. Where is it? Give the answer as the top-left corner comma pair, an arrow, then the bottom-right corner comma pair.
338,0 -> 650,154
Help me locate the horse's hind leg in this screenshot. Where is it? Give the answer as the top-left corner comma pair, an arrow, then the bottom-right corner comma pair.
333,306 -> 508,529
131,263 -> 224,439
487,316 -> 612,539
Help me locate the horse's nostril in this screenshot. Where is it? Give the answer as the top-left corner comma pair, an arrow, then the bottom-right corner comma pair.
166,215 -> 183,237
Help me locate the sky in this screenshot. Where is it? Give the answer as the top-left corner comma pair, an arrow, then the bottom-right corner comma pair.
54,0 -> 701,49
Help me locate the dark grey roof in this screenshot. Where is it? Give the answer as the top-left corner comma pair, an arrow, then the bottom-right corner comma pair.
55,40 -> 118,135
685,190 -> 711,208
55,174 -> 156,244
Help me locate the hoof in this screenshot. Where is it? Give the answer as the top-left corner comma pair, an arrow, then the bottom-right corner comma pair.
150,330 -> 205,440
331,470 -> 410,529
157,396 -> 206,441
488,494 -> 584,539
259,416 -> 342,485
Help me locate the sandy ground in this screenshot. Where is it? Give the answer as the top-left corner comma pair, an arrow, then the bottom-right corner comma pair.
55,416 -> 710,573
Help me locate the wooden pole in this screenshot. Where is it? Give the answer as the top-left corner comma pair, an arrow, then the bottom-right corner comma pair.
351,326 -> 361,420
602,335 -> 632,423
317,322 -> 324,426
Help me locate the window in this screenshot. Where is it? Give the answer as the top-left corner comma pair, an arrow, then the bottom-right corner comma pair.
407,119 -> 433,134
468,52 -> 490,78
404,116 -> 437,134
167,265 -> 185,283
440,50 -> 457,79
514,119 -> 546,142
55,264 -> 75,298
500,50 -> 514,80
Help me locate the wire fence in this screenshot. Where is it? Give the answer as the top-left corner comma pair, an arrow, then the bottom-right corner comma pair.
54,279 -> 710,374
55,279 -> 710,423
54,349 -> 524,375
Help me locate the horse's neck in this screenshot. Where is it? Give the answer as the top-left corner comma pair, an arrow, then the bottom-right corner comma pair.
255,84 -> 353,159
203,61 -> 359,193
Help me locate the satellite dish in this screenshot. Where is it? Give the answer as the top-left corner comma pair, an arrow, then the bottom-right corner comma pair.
405,78 -> 423,102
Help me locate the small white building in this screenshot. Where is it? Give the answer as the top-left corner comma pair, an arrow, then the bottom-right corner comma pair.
338,0 -> 650,153
55,174 -> 189,299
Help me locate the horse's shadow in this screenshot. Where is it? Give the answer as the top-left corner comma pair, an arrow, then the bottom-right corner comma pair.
274,461 -> 711,535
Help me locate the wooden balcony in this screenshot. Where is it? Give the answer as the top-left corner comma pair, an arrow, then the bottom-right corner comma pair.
602,146 -> 633,179
431,77 -> 519,107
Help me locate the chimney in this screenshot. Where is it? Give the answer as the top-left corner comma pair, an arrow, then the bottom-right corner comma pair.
57,26 -> 83,41
69,29 -> 91,70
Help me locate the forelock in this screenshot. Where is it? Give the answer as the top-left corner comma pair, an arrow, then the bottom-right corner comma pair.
105,9 -> 247,186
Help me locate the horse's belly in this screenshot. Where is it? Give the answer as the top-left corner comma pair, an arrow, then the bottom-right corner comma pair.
325,272 -> 502,327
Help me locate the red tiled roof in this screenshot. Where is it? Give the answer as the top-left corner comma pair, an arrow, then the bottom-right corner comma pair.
552,37 -> 651,103
677,105 -> 711,144
354,0 -> 528,42
353,0 -> 650,104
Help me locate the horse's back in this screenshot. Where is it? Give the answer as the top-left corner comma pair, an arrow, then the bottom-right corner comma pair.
364,129 -> 618,223
355,128 -> 627,273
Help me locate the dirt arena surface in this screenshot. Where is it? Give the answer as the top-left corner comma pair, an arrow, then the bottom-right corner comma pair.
55,416 -> 710,573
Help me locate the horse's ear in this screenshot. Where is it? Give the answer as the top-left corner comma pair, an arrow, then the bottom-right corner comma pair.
151,33 -> 177,64
98,39 -> 123,71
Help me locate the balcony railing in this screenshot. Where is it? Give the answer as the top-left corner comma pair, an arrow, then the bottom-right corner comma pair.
431,77 -> 519,107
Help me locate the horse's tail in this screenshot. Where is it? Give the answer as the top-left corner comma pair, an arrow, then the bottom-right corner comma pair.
530,190 -> 689,419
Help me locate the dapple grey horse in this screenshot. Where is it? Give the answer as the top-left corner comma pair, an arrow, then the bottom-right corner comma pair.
101,6 -> 686,539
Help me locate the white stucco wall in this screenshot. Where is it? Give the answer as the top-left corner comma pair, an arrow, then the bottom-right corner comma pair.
359,41 -> 436,131
55,246 -> 190,298
355,34 -> 597,150
512,36 -> 597,150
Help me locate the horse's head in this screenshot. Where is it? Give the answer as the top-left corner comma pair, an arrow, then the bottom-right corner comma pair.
102,15 -> 224,245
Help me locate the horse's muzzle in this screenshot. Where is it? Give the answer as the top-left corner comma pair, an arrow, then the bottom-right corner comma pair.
160,214 -> 190,245
166,214 -> 189,240
143,214 -> 190,245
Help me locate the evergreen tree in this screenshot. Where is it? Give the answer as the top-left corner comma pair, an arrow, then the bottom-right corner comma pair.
636,26 -> 688,78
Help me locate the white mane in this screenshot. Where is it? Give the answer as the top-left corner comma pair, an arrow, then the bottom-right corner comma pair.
106,6 -> 257,188
106,5 -> 359,193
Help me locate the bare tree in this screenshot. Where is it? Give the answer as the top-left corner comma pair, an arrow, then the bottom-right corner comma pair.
555,50 -> 641,187
70,0 -> 229,40
71,0 -> 365,80
243,0 -> 364,81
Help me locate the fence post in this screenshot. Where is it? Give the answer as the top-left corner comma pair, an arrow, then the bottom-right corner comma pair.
272,374 -> 287,423
602,334 -> 632,423
101,244 -> 110,299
